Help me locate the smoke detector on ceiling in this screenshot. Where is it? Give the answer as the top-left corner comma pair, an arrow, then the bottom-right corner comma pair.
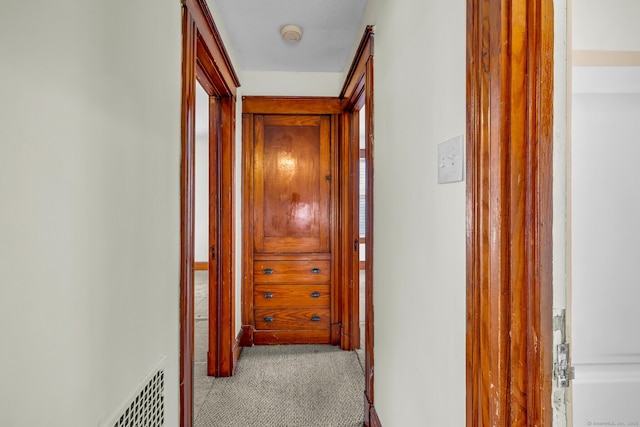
281,24 -> 303,42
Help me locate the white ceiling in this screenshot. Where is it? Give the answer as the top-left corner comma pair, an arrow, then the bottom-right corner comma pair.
213,0 -> 368,72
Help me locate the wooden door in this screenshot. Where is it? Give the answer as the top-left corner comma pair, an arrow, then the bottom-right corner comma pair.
254,115 -> 331,254
242,98 -> 341,346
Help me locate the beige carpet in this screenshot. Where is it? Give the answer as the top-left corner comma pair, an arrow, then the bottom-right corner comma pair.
194,345 -> 365,427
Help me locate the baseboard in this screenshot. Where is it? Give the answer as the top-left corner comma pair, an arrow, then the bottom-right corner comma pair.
369,406 -> 382,427
364,395 -> 382,427
193,261 -> 208,271
232,329 -> 244,375
240,324 -> 254,347
330,323 -> 341,345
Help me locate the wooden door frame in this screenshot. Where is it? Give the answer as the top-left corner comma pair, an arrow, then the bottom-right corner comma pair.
339,26 -> 380,427
180,1 -> 239,426
466,0 -> 554,425
240,97 -> 343,346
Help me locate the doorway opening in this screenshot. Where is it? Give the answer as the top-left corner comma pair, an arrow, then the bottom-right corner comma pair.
356,106 -> 367,363
180,1 -> 240,426
465,0 -> 554,425
192,79 -> 212,418
339,25 -> 378,425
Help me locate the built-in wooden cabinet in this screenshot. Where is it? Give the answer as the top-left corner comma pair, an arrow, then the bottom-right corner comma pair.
242,97 -> 341,345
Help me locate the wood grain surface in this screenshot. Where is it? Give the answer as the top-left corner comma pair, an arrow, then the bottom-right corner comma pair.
466,0 -> 554,425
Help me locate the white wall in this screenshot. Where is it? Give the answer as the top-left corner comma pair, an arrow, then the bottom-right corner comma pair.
0,1 -> 181,426
572,0 -> 640,51
195,83 -> 209,263
194,134 -> 209,262
241,71 -> 344,97
351,0 -> 467,424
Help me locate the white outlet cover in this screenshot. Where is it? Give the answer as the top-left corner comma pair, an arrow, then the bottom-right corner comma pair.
438,135 -> 465,184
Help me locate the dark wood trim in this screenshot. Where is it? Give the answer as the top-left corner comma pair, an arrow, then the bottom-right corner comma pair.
239,324 -> 254,347
241,113 -> 255,331
369,405 -> 382,427
466,0 -> 553,425
330,323 -> 342,345
217,95 -> 236,377
242,97 -> 342,115
183,0 -> 240,95
198,0 -> 240,88
340,30 -> 372,352
193,262 -> 208,271
363,53 -> 375,412
364,396 -> 371,426
340,25 -> 375,100
338,109 -> 355,350
330,114 -> 342,346
253,253 -> 330,261
180,10 -> 197,427
232,328 -> 244,375
340,25 -> 375,422
181,1 -> 239,426
196,44 -> 226,98
206,96 -> 220,378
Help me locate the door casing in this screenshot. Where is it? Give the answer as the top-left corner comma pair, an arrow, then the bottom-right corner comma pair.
339,25 -> 379,427
180,1 -> 239,426
466,0 -> 554,425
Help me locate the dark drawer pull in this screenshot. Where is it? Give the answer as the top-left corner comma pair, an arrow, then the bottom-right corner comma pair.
264,316 -> 275,323
263,292 -> 274,299
263,268 -> 274,275
311,316 -> 321,322
311,268 -> 321,274
310,291 -> 321,298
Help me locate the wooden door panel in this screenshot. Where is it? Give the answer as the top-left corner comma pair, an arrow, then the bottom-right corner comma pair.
254,115 -> 331,254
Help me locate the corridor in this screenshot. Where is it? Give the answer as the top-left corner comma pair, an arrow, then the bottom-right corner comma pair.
193,271 -> 365,426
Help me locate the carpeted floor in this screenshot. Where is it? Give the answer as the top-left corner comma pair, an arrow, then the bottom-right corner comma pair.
194,344 -> 365,427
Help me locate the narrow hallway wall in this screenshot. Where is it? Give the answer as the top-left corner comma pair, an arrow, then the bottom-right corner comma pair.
0,1 -> 181,425
348,0 -> 467,424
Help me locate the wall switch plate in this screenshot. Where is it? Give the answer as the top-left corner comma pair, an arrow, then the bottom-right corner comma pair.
438,135 -> 464,184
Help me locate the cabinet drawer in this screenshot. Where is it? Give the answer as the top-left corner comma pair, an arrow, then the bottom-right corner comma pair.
254,308 -> 330,330
253,260 -> 330,284
254,285 -> 330,308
